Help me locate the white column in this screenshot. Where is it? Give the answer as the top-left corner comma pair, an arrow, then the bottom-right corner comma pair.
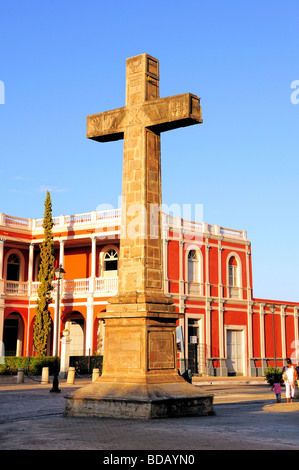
163,238 -> 169,294
205,241 -> 210,297
218,299 -> 227,375
0,239 -> 5,298
218,243 -> 223,298
205,298 -> 212,358
247,302 -> 256,376
219,299 -> 225,358
259,303 -> 266,358
281,305 -> 286,360
28,243 -> 34,295
179,238 -> 184,296
90,236 -> 96,293
0,238 -> 5,280
59,239 -> 65,267
178,227 -> 185,312
85,296 -> 94,355
294,307 -> 299,362
162,214 -> 169,294
246,249 -> 252,301
247,303 -> 253,358
91,236 -> 96,278
28,243 -> 34,282
0,302 -> 4,356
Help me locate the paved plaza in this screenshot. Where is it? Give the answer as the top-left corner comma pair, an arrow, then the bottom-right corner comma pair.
0,375 -> 299,453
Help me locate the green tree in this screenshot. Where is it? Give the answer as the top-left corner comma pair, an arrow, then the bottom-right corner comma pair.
33,191 -> 54,356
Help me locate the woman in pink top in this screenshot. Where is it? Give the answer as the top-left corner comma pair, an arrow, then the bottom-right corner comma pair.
282,358 -> 298,403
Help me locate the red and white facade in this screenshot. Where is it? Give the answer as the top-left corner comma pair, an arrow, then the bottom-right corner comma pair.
1,209 -> 298,376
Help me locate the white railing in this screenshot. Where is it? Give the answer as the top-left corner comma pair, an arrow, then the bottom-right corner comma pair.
95,277 -> 118,293
63,278 -> 90,294
31,281 -> 39,296
1,214 -> 31,229
0,209 -> 246,240
220,227 -> 247,239
165,214 -> 247,240
5,281 -> 28,296
0,209 -> 122,231
4,277 -> 119,297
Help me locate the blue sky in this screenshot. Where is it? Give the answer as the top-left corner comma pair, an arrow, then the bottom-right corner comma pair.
0,0 -> 298,301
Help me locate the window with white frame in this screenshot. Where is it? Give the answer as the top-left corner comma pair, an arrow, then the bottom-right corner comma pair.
103,249 -> 118,277
7,253 -> 20,281
188,249 -> 200,283
229,256 -> 238,287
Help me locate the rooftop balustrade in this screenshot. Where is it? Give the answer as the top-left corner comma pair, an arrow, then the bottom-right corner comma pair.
0,209 -> 247,240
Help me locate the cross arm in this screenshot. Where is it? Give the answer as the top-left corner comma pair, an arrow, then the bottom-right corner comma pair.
87,107 -> 127,142
143,93 -> 202,133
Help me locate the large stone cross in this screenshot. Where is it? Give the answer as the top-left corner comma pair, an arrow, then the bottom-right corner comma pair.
65,54 -> 214,419
87,53 -> 202,303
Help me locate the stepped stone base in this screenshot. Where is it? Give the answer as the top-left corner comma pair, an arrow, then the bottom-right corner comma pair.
64,378 -> 214,419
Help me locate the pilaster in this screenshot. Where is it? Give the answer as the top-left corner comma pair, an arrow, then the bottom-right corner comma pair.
281,305 -> 287,360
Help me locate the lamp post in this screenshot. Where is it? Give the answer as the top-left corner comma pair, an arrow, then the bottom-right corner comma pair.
269,304 -> 277,369
50,264 -> 65,393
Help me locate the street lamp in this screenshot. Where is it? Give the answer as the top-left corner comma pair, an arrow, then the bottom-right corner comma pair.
50,264 -> 66,393
268,304 -> 277,369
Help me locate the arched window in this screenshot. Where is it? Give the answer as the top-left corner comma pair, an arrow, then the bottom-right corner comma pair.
104,249 -> 118,277
228,254 -> 242,299
7,254 -> 20,281
187,249 -> 203,295
188,250 -> 199,283
229,256 -> 238,287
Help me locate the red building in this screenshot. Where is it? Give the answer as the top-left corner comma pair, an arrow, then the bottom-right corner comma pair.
0,208 -> 298,376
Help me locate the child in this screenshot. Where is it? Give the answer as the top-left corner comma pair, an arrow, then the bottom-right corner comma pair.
272,381 -> 282,403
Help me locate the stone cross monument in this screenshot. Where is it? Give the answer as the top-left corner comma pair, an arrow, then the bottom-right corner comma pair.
65,54 -> 214,418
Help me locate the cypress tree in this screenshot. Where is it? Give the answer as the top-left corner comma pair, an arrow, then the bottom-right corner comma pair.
33,191 -> 54,356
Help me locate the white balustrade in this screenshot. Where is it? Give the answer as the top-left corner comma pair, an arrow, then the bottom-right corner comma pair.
3,215 -> 30,229
0,208 -> 245,240
5,281 -> 28,296
4,277 -> 119,297
63,278 -> 90,294
95,277 -> 118,293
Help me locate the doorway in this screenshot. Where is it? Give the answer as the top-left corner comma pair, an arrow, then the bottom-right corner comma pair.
226,328 -> 245,376
3,313 -> 24,356
65,312 -> 85,356
187,318 -> 203,375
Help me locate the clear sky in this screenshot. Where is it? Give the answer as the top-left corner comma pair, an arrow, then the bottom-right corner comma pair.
0,0 -> 298,302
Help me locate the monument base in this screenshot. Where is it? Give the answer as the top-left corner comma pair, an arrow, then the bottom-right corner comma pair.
64,377 -> 214,419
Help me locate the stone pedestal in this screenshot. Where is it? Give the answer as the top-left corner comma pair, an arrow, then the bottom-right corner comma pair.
64,379 -> 214,419
65,300 -> 214,418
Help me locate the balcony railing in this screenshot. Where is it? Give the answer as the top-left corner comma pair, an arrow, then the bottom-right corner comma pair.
0,209 -> 247,241
2,278 -> 248,302
5,281 -> 29,296
0,209 -> 122,231
2,277 -> 118,297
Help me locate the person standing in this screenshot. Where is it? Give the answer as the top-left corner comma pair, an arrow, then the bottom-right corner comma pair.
282,358 -> 298,403
271,381 -> 282,403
